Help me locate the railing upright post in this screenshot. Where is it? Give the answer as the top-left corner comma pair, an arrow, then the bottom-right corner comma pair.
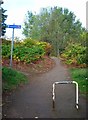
52,83 -> 55,109
73,81 -> 79,109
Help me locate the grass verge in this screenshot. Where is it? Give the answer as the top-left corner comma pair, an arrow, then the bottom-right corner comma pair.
70,68 -> 88,96
2,67 -> 28,92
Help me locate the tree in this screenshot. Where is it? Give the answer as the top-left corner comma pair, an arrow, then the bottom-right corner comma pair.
1,7 -> 7,36
0,0 -> 3,37
22,11 -> 37,38
0,1 -> 7,37
22,6 -> 85,56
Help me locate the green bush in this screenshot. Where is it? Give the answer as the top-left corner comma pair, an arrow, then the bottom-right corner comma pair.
23,38 -> 36,47
2,39 -> 52,63
13,45 -> 45,63
2,44 -> 11,58
61,43 -> 86,65
36,41 -> 52,56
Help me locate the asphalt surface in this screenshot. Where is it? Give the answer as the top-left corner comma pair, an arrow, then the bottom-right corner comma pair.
2,57 -> 87,118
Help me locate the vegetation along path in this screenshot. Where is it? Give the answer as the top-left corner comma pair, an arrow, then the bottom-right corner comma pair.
3,57 -> 87,118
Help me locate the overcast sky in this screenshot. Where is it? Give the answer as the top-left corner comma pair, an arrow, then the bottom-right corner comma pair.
2,0 -> 87,39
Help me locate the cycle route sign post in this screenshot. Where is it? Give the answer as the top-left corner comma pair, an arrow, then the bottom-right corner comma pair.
7,24 -> 21,67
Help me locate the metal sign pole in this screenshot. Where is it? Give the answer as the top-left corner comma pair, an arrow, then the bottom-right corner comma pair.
10,28 -> 14,67
7,23 -> 21,67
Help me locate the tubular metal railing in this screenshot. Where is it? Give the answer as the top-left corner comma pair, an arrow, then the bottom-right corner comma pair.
52,81 -> 79,110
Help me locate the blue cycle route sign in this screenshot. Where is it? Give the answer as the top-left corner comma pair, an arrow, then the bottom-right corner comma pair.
7,24 -> 21,67
7,24 -> 21,29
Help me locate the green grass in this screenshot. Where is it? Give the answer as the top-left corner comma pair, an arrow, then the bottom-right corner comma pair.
2,67 -> 28,92
70,68 -> 88,95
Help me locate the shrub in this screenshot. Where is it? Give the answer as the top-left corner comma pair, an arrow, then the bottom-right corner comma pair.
23,38 -> 36,47
13,45 -> 45,63
61,43 -> 86,65
2,44 -> 11,58
2,39 -> 52,63
36,41 -> 52,56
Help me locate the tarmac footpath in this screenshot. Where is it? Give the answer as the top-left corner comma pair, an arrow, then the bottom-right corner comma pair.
2,57 -> 87,118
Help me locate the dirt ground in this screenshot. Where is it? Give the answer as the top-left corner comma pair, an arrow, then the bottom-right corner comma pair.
2,57 -> 87,118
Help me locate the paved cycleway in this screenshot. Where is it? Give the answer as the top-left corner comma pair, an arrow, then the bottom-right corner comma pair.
3,57 -> 87,118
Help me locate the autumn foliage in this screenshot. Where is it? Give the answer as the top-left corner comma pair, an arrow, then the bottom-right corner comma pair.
2,38 -> 52,63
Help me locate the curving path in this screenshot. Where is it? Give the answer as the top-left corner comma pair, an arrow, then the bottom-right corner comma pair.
3,57 -> 87,118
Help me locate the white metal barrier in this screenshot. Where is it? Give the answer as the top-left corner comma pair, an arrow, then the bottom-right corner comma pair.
52,81 -> 79,110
